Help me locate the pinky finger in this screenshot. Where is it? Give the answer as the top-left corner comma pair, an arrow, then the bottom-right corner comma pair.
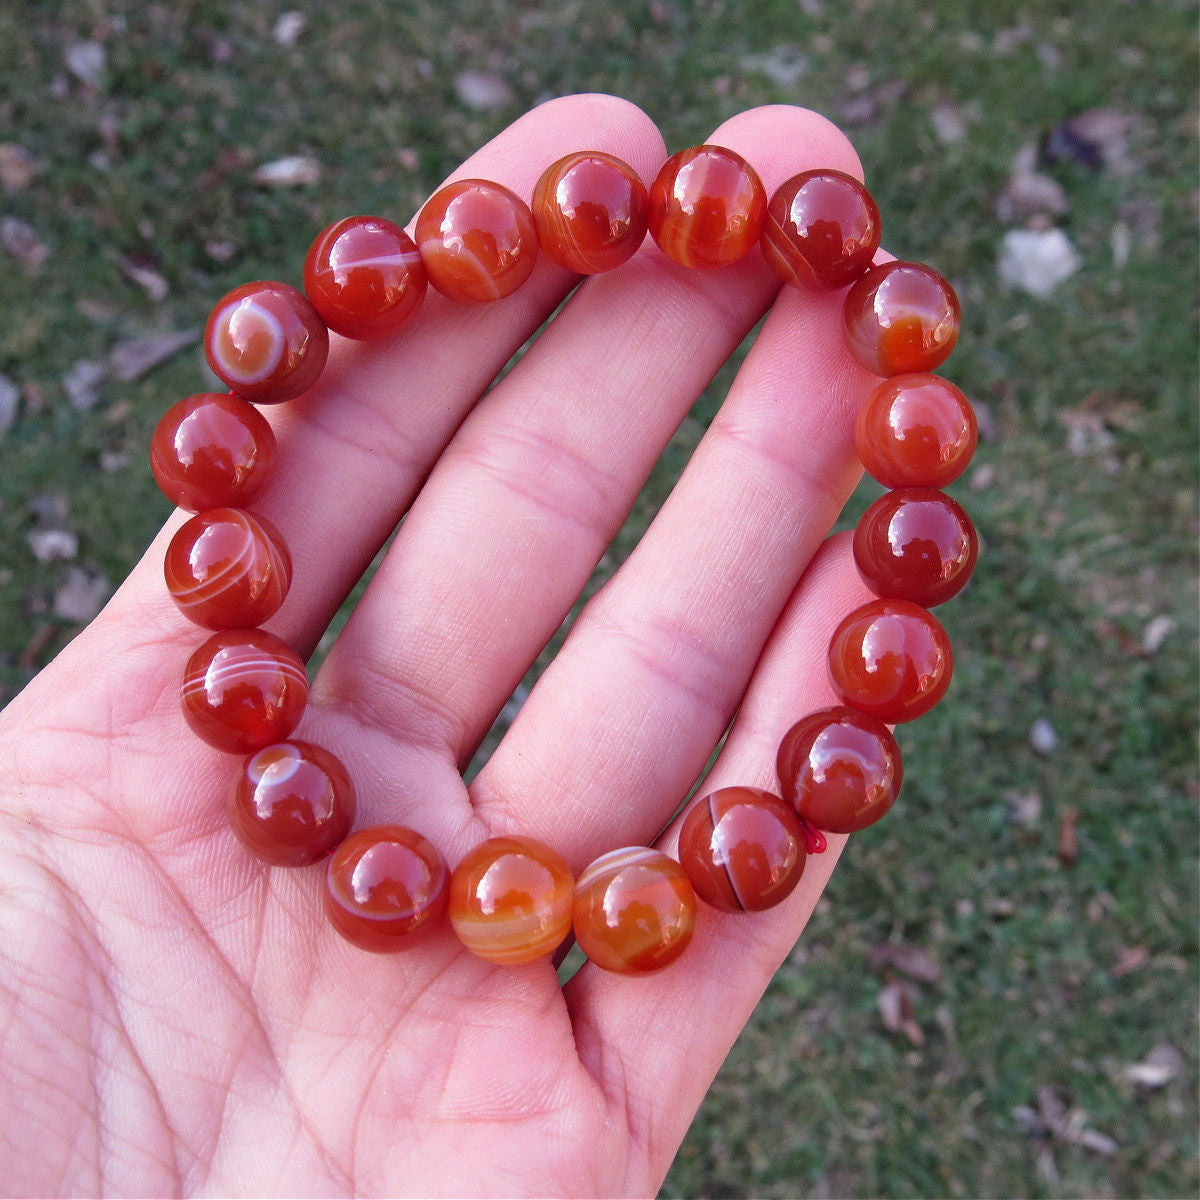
563,533 -> 877,1185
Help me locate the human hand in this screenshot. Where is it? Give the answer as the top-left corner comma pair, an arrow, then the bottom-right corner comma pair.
0,94 -> 881,1197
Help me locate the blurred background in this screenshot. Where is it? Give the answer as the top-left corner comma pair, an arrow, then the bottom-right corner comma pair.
1,1 -> 1195,1196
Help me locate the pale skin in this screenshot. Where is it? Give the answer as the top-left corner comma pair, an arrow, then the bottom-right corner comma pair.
0,95 -> 888,1196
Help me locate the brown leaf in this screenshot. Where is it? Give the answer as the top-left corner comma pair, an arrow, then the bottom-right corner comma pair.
1124,1043 -> 1183,1089
0,143 -> 37,192
1111,944 -> 1149,977
1058,806 -> 1079,868
0,216 -> 49,273
877,980 -> 924,1045
117,255 -> 169,301
109,329 -> 198,382
869,942 -> 941,984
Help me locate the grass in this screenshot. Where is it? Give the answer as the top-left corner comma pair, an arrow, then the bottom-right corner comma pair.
0,1 -> 1196,1196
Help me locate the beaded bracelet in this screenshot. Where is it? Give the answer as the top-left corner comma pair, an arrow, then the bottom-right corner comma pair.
150,143 -> 976,975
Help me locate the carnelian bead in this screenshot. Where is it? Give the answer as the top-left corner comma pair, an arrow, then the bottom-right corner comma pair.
325,825 -> 448,953
532,151 -> 648,274
854,487 -> 978,608
777,707 -> 903,834
303,215 -> 427,339
448,836 -> 574,965
204,280 -> 329,404
573,847 -> 696,974
150,393 -> 276,512
855,373 -> 977,488
761,170 -> 881,291
647,145 -> 767,269
181,628 -> 308,753
678,787 -> 806,913
231,740 -> 355,867
843,261 -> 960,376
415,179 -> 538,302
828,598 -> 953,723
164,508 -> 292,630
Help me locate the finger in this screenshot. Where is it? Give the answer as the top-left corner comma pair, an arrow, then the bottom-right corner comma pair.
470,110 -> 879,864
88,93 -> 666,665
313,104 -> 865,779
563,535 -> 874,1178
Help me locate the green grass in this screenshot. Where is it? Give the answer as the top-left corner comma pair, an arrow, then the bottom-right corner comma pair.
1,1 -> 1196,1196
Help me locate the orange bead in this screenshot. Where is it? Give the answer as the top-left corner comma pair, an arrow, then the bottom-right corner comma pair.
647,145 -> 767,269
532,151 -> 648,273
853,487 -> 979,607
204,281 -> 329,404
231,740 -> 355,866
181,628 -> 308,753
164,508 -> 292,630
843,261 -> 960,376
573,847 -> 696,974
828,598 -> 953,723
303,215 -> 427,340
678,787 -> 806,913
761,170 -> 881,291
325,825 -> 449,953
448,836 -> 574,965
855,373 -> 978,488
150,392 -> 277,512
777,707 -> 902,834
416,179 -> 538,302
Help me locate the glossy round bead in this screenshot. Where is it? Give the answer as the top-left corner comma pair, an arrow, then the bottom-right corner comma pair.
828,598 -> 953,723
531,151 -> 648,274
415,179 -> 538,302
777,707 -> 903,834
231,740 -> 355,866
843,261 -> 960,377
204,280 -> 329,404
647,144 -> 767,269
181,628 -> 308,753
448,836 -> 574,965
164,508 -> 292,630
573,847 -> 696,975
761,170 -> 881,291
303,215 -> 427,340
325,825 -> 449,953
853,487 -> 979,607
678,787 -> 807,913
150,393 -> 277,512
856,373 -> 978,488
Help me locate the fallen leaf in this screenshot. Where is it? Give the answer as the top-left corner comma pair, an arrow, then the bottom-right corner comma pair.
109,329 -> 198,382
877,979 -> 924,1045
65,41 -> 106,89
1111,944 -> 1149,977
1006,790 -> 1043,827
1124,1043 -> 1183,1088
1058,806 -> 1079,868
251,156 -> 321,187
54,566 -> 110,622
1077,1128 -> 1119,1156
0,216 -> 49,273
739,48 -> 809,90
0,373 -> 18,435
0,143 -> 36,192
869,942 -> 941,984
1029,718 -> 1059,755
273,11 -> 306,45
454,71 -> 513,111
930,101 -> 966,145
994,169 -> 1069,223
28,529 -> 78,563
1142,615 -> 1174,654
998,227 -> 1081,298
62,359 -> 107,410
118,255 -> 169,301
1043,108 -> 1148,178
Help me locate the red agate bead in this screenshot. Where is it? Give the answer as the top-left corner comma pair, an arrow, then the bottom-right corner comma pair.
843,261 -> 960,376
150,393 -> 276,512
828,598 -> 953,723
416,179 -> 538,303
762,170 -> 881,291
303,215 -> 426,340
231,740 -> 355,866
853,487 -> 978,607
325,825 -> 449,952
181,628 -> 308,753
777,707 -> 902,834
647,145 -> 767,269
678,787 -> 806,913
573,847 -> 696,974
165,508 -> 292,630
204,281 -> 329,404
448,836 -> 574,965
855,373 -> 977,488
532,151 -> 648,274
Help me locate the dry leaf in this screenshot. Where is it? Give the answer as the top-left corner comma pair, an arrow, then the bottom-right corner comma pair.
63,359 -> 106,410
998,227 -> 1081,298
110,329 -> 198,382
1006,790 -> 1043,828
1111,944 -> 1149,977
877,980 -> 924,1045
118,255 -> 169,301
454,71 -> 513,111
869,942 -> 941,984
65,41 -> 106,89
0,143 -> 37,192
1058,806 -> 1079,868
1142,615 -> 1174,654
28,529 -> 78,563
0,216 -> 49,273
273,11 -> 306,45
252,156 -> 321,187
54,566 -> 110,623
1029,718 -> 1058,755
0,373 -> 18,435
1124,1043 -> 1183,1088
930,101 -> 966,145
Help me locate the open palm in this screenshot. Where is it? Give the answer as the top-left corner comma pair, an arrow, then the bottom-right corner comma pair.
0,95 -> 879,1197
